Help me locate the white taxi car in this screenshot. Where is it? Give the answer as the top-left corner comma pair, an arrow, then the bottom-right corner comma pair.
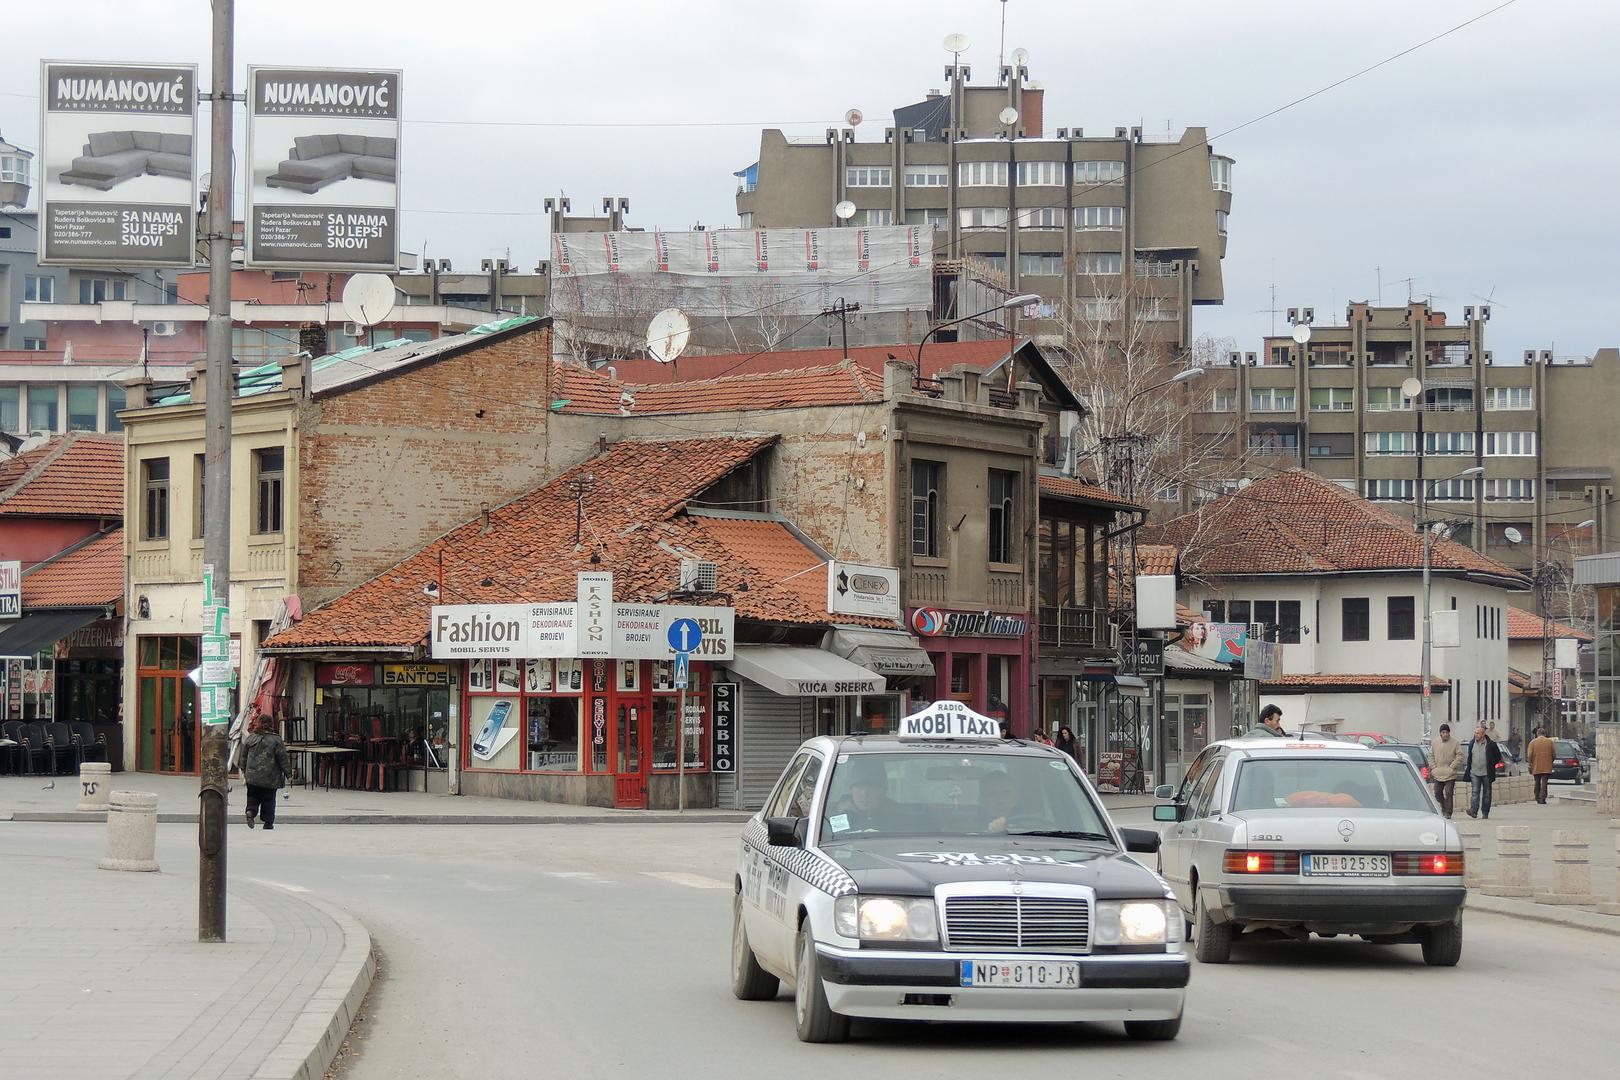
1153,737 -> 1466,966
731,701 -> 1190,1043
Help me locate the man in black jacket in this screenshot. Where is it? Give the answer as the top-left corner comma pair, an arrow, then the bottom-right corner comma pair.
1461,722 -> 1501,819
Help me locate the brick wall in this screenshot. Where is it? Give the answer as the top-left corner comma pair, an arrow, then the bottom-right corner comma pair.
297,324 -> 556,605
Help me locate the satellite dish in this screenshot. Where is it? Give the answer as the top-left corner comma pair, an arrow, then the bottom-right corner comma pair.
646,308 -> 691,364
834,200 -> 857,221
16,433 -> 50,454
999,106 -> 1020,126
1290,322 -> 1311,344
845,108 -> 864,127
943,32 -> 971,54
341,273 -> 397,328
1400,377 -> 1424,399
1503,527 -> 1524,545
1011,47 -> 1030,65
1026,80 -> 1043,90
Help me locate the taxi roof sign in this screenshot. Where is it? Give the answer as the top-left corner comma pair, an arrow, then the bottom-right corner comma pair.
897,701 -> 1002,741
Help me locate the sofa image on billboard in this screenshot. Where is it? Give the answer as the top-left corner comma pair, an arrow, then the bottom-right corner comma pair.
265,134 -> 397,194
59,131 -> 194,191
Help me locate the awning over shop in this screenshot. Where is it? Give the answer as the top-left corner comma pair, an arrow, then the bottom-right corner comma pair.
728,645 -> 885,697
1164,646 -> 1234,673
0,609 -> 102,659
823,627 -> 935,678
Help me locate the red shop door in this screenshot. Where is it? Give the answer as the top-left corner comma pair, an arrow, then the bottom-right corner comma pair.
614,697 -> 649,808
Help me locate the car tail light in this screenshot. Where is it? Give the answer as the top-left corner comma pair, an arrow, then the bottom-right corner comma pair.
1565,758 -> 1580,766
1393,853 -> 1464,876
1223,850 -> 1301,874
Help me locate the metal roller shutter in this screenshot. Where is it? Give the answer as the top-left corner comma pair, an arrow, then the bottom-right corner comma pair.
732,678 -> 814,809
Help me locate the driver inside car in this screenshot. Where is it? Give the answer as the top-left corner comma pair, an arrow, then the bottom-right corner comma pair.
831,760 -> 895,832
977,770 -> 1019,832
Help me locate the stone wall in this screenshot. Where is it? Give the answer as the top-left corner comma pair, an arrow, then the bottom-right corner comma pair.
1597,724 -> 1619,816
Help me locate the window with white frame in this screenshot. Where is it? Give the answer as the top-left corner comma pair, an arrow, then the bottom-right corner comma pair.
1076,252 -> 1121,275
958,206 -> 1010,230
1216,210 -> 1229,235
958,161 -> 1008,187
1019,207 -> 1065,230
1485,478 -> 1535,501
78,278 -> 126,304
24,275 -> 54,303
737,212 -> 754,229
1309,387 -> 1354,411
1155,483 -> 1181,502
22,338 -> 46,351
1074,205 -> 1125,231
1424,431 -> 1474,455
1485,431 -> 1536,456
1019,253 -> 1064,277
1430,478 -> 1475,501
903,164 -> 948,187
1074,159 -> 1124,184
1249,387 -> 1295,412
1366,386 -> 1415,412
1141,298 -> 1178,322
1365,431 -> 1416,456
904,207 -> 948,228
1208,389 -> 1235,412
1075,296 -> 1122,321
845,165 -> 891,187
1210,157 -> 1233,192
973,253 -> 1007,274
1364,478 -> 1415,502
1485,386 -> 1533,411
855,208 -> 893,226
1015,160 -> 1063,186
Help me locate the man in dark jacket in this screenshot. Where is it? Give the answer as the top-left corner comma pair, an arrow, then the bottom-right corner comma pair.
1461,722 -> 1502,819
241,717 -> 292,830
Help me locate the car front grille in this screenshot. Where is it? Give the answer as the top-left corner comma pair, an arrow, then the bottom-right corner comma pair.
942,895 -> 1090,953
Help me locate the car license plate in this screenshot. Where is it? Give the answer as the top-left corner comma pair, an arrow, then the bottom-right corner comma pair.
959,961 -> 1079,988
1303,853 -> 1391,877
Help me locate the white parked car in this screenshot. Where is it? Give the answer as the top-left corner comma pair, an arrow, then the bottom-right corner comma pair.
732,702 -> 1191,1043
1153,736 -> 1466,966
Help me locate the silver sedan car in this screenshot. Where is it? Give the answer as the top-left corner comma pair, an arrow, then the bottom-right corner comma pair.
1153,737 -> 1466,966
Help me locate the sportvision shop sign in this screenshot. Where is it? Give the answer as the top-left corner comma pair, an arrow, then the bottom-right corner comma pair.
37,61 -> 198,268
245,67 -> 401,272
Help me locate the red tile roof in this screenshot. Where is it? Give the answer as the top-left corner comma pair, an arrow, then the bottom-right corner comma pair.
20,529 -> 124,609
554,360 -> 883,416
1038,474 -> 1142,512
603,338 -> 1016,386
265,436 -> 888,652
1144,469 -> 1528,585
1261,673 -> 1451,691
1135,543 -> 1179,577
0,433 -> 124,519
1506,606 -> 1591,643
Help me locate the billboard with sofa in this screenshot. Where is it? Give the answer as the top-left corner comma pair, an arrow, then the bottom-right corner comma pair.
37,60 -> 198,268
245,66 -> 401,272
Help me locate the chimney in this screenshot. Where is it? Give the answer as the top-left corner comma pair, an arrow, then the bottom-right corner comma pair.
188,360 -> 208,404
884,358 -> 914,398
279,351 -> 311,398
597,433 -> 609,454
123,376 -> 152,410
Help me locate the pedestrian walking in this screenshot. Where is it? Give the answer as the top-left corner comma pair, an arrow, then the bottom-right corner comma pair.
1526,726 -> 1556,804
1054,725 -> 1081,764
1243,703 -> 1285,739
1428,723 -> 1462,818
1461,722 -> 1501,819
241,716 -> 292,830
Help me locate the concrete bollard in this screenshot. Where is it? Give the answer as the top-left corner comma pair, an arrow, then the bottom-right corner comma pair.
1537,830 -> 1597,906
1482,825 -> 1532,897
76,761 -> 112,812
1458,827 -> 1486,888
1599,836 -> 1620,917
97,790 -> 160,873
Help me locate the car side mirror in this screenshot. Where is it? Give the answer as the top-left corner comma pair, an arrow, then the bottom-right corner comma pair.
765,816 -> 803,848
1152,803 -> 1182,823
1120,826 -> 1162,853
1152,784 -> 1175,800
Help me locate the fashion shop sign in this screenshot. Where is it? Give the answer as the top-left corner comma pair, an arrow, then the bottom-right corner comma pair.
432,588 -> 733,662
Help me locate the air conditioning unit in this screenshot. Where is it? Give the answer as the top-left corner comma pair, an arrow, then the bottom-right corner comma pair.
679,559 -> 718,594
343,321 -> 364,338
1248,622 -> 1266,641
150,321 -> 178,337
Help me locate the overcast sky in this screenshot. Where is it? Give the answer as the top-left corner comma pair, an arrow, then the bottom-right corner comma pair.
5,0 -> 1614,359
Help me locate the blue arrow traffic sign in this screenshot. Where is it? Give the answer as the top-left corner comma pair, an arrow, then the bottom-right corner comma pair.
667,618 -> 703,653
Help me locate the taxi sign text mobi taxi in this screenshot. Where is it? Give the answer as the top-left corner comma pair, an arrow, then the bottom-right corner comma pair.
898,700 -> 1001,741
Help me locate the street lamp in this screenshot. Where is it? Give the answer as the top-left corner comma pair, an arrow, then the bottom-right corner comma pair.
1120,365 -> 1205,436
914,292 -> 1042,384
1420,462 -> 1484,744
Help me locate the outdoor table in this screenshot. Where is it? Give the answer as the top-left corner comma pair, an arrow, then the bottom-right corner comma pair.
284,743 -> 360,791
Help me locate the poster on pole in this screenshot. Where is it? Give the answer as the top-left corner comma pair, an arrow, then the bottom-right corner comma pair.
245,66 -> 401,271
37,60 -> 198,268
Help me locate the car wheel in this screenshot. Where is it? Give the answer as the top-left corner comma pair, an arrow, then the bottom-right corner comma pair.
1194,890 -> 1233,964
1421,919 -> 1463,967
1125,1014 -> 1183,1041
731,893 -> 779,1001
794,921 -> 850,1043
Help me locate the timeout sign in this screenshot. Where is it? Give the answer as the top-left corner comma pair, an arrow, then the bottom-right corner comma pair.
898,701 -> 1001,742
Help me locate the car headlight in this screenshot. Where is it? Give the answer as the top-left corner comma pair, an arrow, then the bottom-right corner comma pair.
1094,900 -> 1178,946
833,895 -> 938,942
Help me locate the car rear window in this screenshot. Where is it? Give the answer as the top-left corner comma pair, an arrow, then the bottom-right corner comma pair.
1231,758 -> 1432,813
1554,741 -> 1580,756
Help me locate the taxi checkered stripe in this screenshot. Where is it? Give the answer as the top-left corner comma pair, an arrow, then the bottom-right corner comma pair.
743,819 -> 857,897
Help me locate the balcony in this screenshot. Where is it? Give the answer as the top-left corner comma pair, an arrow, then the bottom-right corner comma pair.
1039,605 -> 1105,650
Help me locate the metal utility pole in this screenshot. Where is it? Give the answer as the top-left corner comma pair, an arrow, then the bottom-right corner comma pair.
199,0 -> 236,944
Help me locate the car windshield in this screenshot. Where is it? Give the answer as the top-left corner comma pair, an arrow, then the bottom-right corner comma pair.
1231,757 -> 1432,813
819,752 -> 1112,842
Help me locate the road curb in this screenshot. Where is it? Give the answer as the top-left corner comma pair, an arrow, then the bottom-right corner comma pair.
5,810 -> 755,826
250,890 -> 376,1080
1466,892 -> 1620,937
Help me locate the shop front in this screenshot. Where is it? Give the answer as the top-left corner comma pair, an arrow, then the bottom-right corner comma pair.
55,618 -> 124,770
906,607 -> 1031,734
311,660 -> 455,787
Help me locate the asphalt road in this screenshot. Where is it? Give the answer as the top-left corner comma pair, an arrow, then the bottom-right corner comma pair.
5,819 -> 1617,1079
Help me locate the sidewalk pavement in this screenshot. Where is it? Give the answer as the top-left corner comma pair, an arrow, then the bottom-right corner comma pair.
1,849 -> 372,1080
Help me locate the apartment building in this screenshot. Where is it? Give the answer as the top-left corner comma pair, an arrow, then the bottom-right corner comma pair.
734,58 -> 1230,350
1189,301 -> 1619,569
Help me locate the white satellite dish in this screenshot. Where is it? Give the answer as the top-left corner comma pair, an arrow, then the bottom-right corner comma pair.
1503,526 -> 1524,545
1011,47 -> 1030,65
943,32 -> 971,54
834,200 -> 857,221
1401,377 -> 1424,399
1289,322 -> 1312,344
16,433 -> 50,454
999,106 -> 1020,126
1027,80 -> 1043,90
646,308 -> 691,364
341,273 -> 397,328
845,108 -> 864,127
